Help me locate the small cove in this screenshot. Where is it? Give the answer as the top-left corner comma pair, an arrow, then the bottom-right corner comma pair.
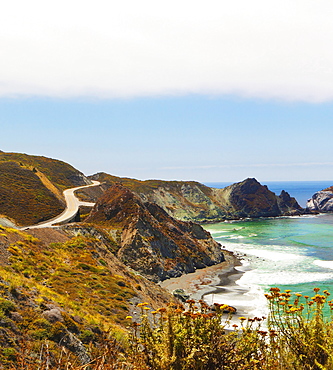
204,213 -> 333,317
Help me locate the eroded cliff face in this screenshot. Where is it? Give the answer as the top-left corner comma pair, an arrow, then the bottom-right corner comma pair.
85,184 -> 224,282
89,174 -> 305,222
307,187 -> 333,212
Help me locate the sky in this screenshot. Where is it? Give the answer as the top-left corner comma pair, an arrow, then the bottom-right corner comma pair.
1,0 -> 333,183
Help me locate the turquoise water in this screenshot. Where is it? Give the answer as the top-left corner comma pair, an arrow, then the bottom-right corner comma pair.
204,214 -> 333,317
202,181 -> 333,318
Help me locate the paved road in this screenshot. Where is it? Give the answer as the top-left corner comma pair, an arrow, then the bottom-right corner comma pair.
22,180 -> 100,229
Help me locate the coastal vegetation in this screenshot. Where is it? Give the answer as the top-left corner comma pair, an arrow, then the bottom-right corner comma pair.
0,223 -> 332,369
1,281 -> 333,369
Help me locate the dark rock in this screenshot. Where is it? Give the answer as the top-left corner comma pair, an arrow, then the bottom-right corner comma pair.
172,289 -> 190,302
90,174 -> 306,222
277,190 -> 304,215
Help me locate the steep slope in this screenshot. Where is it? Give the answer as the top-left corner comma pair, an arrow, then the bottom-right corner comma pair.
88,173 -> 305,222
0,151 -> 91,226
0,225 -> 175,365
84,183 -> 224,282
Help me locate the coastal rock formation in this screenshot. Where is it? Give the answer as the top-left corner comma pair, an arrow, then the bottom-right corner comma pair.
277,190 -> 304,215
89,173 -> 305,222
85,183 -> 224,282
307,187 -> 333,212
213,178 -> 303,218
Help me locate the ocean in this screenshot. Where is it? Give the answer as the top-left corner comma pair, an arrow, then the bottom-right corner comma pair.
202,181 -> 333,319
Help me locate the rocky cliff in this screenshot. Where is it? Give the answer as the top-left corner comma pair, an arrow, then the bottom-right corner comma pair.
307,186 -> 333,212
84,183 -> 224,282
88,174 -> 305,222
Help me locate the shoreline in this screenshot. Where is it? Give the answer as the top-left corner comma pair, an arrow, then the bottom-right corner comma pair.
160,250 -> 244,301
160,249 -> 268,322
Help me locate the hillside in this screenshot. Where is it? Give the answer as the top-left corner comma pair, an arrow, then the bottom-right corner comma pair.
84,183 -> 224,282
0,224 -> 175,365
0,152 -> 91,226
87,173 -> 305,222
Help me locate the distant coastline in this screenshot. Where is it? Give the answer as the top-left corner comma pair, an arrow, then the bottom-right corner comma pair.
205,180 -> 333,208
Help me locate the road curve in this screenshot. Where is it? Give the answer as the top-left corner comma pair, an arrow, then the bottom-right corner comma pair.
22,180 -> 101,230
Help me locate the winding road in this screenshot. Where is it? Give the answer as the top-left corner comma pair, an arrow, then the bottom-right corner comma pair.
22,180 -> 101,230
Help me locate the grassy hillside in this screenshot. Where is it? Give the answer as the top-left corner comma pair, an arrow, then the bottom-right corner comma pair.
0,225 -> 174,366
90,172 -> 212,196
0,152 -> 89,190
0,152 -> 90,226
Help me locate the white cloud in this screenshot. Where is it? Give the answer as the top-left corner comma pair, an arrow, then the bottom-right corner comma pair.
1,0 -> 333,101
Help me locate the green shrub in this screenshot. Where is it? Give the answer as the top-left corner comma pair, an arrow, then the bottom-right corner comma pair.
79,329 -> 95,343
0,298 -> 15,315
127,288 -> 333,370
2,347 -> 17,362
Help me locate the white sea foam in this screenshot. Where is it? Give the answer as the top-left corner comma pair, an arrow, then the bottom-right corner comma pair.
236,247 -> 303,262
204,213 -> 333,323
203,267 -> 269,326
314,260 -> 333,270
207,230 -> 229,235
228,235 -> 245,240
237,268 -> 333,286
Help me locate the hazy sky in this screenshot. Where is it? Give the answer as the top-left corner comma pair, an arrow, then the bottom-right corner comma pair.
1,0 -> 333,182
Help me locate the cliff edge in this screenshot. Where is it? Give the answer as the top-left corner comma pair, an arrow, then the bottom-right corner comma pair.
85,183 -> 224,282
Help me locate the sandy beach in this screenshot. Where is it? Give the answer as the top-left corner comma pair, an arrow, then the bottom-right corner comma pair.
160,250 -> 243,301
160,250 -> 268,322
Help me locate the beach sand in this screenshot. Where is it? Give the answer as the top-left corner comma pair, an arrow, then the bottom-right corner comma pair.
160,250 -> 243,301
160,250 -> 268,323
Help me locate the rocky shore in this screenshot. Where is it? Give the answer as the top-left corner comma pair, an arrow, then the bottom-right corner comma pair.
160,250 -> 242,301
160,249 -> 269,324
